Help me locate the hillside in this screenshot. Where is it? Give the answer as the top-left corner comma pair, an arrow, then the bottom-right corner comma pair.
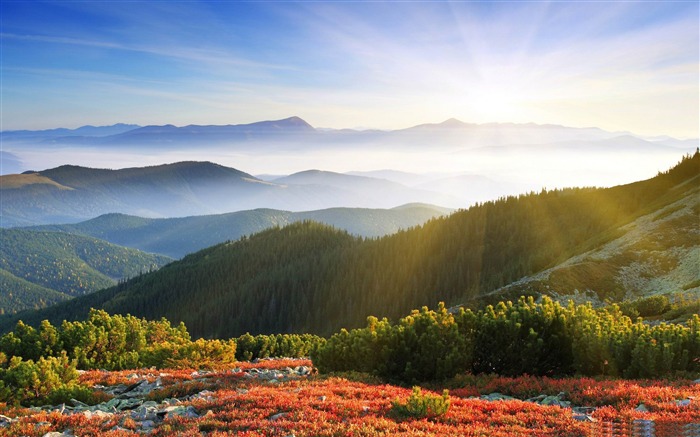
483,182 -> 699,306
0,229 -> 171,313
0,162 -> 455,227
3,152 -> 697,337
29,204 -> 450,258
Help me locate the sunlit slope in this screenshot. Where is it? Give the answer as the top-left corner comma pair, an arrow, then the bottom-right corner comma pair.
28,204 -> 450,259
485,180 -> 699,304
0,229 -> 172,313
4,152 -> 697,337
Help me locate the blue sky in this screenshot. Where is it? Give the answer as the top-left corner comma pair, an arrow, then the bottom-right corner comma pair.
1,1 -> 698,137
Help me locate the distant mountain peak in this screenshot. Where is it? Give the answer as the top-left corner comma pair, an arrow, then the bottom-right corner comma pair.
439,118 -> 468,127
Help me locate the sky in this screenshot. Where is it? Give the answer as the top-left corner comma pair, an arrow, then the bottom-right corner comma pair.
1,0 -> 698,139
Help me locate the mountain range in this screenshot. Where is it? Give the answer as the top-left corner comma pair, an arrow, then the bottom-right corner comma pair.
3,117 -> 696,150
0,161 -> 458,227
27,203 -> 451,259
4,151 -> 696,337
2,118 -> 695,196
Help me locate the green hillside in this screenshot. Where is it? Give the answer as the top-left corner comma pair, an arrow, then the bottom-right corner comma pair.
0,269 -> 70,314
30,204 -> 449,258
0,229 -> 171,313
4,152 -> 697,337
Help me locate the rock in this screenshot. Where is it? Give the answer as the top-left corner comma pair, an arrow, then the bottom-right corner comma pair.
131,405 -> 157,421
540,394 -> 570,408
635,403 -> 649,412
270,412 -> 287,421
70,399 -> 89,408
140,420 -> 156,430
480,392 -> 516,401
573,414 -> 596,422
0,415 -> 17,428
318,395 -> 326,402
82,410 -> 112,420
191,390 -> 215,401
676,399 -> 692,407
157,405 -> 199,419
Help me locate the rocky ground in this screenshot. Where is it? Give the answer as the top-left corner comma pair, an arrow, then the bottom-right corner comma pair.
1,359 -> 698,436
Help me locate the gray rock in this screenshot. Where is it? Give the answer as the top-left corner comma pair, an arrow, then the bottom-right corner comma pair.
156,405 -> 199,419
573,414 -> 596,422
635,403 -> 649,412
0,414 -> 17,428
82,410 -> 112,419
140,420 -> 156,429
480,392 -> 516,401
269,412 -> 287,421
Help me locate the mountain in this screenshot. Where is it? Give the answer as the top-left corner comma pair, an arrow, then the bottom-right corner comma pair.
483,179 -> 699,306
3,118 -> 693,198
6,151 -> 696,337
29,204 -> 450,258
273,171 -> 459,208
51,116 -> 315,147
0,162 -> 456,227
0,228 -> 171,314
0,124 -> 139,142
0,161 -> 271,226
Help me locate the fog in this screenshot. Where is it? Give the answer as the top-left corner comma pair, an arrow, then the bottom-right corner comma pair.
4,141 -> 691,202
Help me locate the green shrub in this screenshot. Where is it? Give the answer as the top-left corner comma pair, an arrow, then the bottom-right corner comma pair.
391,386 -> 450,420
0,352 -> 82,406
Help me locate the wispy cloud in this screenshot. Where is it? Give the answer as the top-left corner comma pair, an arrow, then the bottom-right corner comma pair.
1,1 -> 697,137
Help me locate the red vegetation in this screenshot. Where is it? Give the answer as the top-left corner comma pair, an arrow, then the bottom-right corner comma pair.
2,360 -> 698,437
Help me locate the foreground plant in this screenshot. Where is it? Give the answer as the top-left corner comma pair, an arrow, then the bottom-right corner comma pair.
391,386 -> 451,419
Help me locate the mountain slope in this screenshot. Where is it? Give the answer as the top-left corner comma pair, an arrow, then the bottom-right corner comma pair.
1,162 -> 456,227
0,269 -> 70,314
0,229 -> 171,313
486,181 -> 699,305
4,152 -> 697,337
29,204 -> 450,258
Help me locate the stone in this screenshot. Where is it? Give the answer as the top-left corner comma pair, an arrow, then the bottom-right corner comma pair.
270,412 -> 287,421
0,415 -> 17,428
635,403 -> 649,412
82,410 -> 112,419
573,414 -> 596,422
480,392 -> 515,401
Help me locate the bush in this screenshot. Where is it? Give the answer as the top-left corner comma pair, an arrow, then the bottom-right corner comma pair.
391,386 -> 450,420
314,298 -> 699,381
0,352 -> 82,406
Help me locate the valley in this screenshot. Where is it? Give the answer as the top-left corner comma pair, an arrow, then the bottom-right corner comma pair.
2,151 -> 697,339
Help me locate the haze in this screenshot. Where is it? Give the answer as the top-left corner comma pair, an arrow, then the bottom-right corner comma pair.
1,1 -> 698,194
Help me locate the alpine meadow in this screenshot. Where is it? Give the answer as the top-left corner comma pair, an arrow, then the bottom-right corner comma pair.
0,1 -> 698,436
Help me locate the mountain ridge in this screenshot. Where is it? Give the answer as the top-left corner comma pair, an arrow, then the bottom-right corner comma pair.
5,151 -> 696,337
26,203 -> 451,258
0,161 -> 458,226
